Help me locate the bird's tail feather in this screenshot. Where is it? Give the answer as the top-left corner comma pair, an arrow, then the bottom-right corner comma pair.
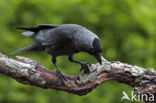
11,43 -> 39,55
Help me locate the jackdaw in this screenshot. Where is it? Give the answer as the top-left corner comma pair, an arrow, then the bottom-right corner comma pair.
12,24 -> 103,83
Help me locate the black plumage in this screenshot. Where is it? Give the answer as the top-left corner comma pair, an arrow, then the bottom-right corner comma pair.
13,24 -> 103,83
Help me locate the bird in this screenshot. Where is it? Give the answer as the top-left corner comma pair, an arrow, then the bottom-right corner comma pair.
12,24 -> 103,84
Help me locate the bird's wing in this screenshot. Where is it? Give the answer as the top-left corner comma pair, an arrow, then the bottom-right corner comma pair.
16,24 -> 59,32
40,34 -> 73,47
38,24 -> 59,29
40,31 -> 73,47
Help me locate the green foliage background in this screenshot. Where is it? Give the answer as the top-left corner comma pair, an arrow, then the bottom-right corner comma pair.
0,0 -> 156,103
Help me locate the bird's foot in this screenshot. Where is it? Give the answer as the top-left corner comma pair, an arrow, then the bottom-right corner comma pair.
56,70 -> 67,85
80,63 -> 91,73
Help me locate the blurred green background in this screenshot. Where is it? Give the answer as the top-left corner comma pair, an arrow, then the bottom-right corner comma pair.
0,0 -> 156,103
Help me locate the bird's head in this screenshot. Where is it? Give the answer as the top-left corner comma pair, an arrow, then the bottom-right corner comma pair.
89,38 -> 103,65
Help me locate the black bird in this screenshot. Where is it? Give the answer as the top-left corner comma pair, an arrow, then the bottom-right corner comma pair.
12,24 -> 103,83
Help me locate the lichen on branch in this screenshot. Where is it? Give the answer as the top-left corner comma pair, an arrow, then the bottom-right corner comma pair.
0,52 -> 155,101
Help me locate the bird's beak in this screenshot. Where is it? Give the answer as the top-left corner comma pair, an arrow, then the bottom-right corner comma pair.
94,53 -> 102,65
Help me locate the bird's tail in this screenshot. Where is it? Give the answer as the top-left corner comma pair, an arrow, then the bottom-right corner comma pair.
11,43 -> 40,55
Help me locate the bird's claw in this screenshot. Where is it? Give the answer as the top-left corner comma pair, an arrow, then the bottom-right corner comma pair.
80,63 -> 91,73
56,70 -> 67,85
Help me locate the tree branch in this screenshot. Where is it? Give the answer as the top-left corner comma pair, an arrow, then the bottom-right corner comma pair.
0,52 -> 155,102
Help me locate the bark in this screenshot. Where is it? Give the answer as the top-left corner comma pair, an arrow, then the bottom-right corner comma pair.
0,53 -> 155,102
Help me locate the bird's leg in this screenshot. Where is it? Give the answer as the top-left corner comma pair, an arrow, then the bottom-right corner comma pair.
52,57 -> 66,84
68,55 -> 91,73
